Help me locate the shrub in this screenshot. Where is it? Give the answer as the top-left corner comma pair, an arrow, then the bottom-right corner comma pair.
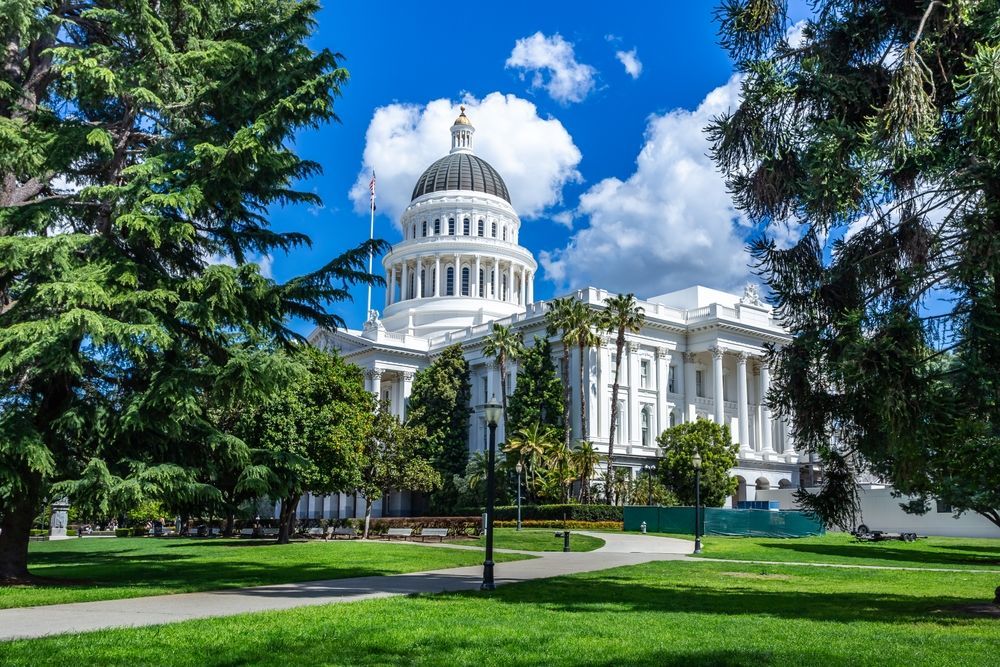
456,504 -> 623,522
340,516 -> 482,536
29,529 -> 46,537
132,527 -> 147,537
65,529 -> 77,536
494,520 -> 622,530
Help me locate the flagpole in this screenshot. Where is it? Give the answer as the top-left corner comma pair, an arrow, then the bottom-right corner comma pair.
367,172 -> 375,315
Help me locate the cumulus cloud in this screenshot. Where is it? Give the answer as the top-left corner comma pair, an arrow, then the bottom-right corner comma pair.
505,32 -> 597,104
539,75 -> 752,297
615,48 -> 643,79
349,92 -> 582,224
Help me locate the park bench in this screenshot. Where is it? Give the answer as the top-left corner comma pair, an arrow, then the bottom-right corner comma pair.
383,527 -> 413,540
260,528 -> 279,537
415,527 -> 449,542
331,527 -> 357,540
239,528 -> 255,537
306,527 -> 325,539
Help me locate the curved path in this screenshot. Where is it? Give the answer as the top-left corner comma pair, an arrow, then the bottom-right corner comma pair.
0,532 -> 691,641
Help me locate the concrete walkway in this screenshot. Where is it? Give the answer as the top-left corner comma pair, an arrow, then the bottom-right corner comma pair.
0,532 -> 691,641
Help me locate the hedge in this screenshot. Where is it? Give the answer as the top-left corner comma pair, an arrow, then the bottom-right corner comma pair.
456,504 -> 623,522
326,516 -> 483,537
115,528 -> 132,537
494,520 -> 622,530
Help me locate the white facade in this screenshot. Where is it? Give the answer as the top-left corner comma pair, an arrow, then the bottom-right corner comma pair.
302,110 -> 807,518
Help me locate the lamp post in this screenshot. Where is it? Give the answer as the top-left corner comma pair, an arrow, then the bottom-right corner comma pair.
692,451 -> 702,554
515,461 -> 523,532
482,396 -> 503,591
643,464 -> 656,506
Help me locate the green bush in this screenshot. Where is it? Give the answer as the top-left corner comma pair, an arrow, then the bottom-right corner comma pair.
132,526 -> 148,537
65,529 -> 77,536
115,528 -> 131,537
29,529 -> 46,537
495,520 -> 622,530
456,504 -> 623,522
339,516 -> 482,536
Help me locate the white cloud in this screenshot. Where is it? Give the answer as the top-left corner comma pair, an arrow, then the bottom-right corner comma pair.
505,32 -> 597,104
540,75 -> 752,297
785,20 -> 807,49
349,92 -> 582,224
615,48 -> 643,79
551,211 -> 575,229
205,252 -> 274,279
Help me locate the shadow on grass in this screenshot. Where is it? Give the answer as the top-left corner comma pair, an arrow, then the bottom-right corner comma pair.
753,542 -> 1000,567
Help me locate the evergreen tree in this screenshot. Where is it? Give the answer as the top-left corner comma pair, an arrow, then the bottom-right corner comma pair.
407,344 -> 471,476
710,0 -> 1000,532
507,337 -> 565,436
656,420 -> 738,508
0,1 -> 384,579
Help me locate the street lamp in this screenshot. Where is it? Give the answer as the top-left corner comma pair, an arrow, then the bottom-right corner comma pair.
643,464 -> 656,506
692,451 -> 703,554
482,395 -> 503,591
515,461 -> 524,532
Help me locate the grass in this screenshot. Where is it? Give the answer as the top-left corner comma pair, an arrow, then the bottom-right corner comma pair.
684,533 -> 1000,570
0,537 -> 531,609
2,559 -> 998,665
473,528 -> 604,552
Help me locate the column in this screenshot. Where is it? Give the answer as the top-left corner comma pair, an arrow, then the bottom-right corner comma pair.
710,345 -> 725,425
367,368 -> 383,401
434,257 -> 441,297
474,255 -> 481,297
655,347 -> 669,436
598,339 -> 611,445
415,258 -> 423,299
401,372 -> 414,420
519,266 -> 526,305
736,352 -> 751,453
569,344 -> 581,441
388,264 -> 397,305
527,271 -> 534,303
760,361 -> 774,454
400,261 -> 409,301
683,352 -> 697,422
628,343 -> 639,444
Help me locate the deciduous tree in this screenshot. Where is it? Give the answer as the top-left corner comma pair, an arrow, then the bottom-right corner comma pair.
656,420 -> 738,508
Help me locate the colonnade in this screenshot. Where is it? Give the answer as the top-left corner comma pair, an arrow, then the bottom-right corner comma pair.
384,254 -> 533,307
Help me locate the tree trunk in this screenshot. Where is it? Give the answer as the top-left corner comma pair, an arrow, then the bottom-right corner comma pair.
606,330 -> 625,504
363,497 -> 373,539
277,494 -> 299,544
499,354 -> 509,438
579,341 -> 588,441
223,511 -> 236,538
0,486 -> 39,583
561,342 -> 571,449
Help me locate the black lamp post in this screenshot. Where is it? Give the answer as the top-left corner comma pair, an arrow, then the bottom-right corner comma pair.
692,451 -> 703,554
643,464 -> 656,506
515,461 -> 523,532
481,396 -> 503,591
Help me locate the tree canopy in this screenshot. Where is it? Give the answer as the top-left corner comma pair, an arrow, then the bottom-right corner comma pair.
0,0 -> 383,579
507,337 -> 565,437
710,0 -> 1000,529
657,420 -> 738,508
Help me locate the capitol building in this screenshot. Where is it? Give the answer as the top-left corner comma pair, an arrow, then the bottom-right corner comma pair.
304,109 -> 812,519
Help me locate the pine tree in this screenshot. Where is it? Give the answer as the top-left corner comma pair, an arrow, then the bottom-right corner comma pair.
711,1 -> 1000,532
0,1 -> 384,580
507,337 -> 565,436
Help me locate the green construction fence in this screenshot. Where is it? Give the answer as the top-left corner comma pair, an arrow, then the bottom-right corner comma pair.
623,506 -> 824,538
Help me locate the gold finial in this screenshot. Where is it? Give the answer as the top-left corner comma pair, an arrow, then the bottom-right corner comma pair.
453,105 -> 471,126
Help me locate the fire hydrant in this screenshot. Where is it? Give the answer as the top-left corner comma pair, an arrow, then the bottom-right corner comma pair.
640,521 -> 647,534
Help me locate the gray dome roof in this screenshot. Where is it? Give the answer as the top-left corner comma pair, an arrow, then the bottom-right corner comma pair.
410,152 -> 511,203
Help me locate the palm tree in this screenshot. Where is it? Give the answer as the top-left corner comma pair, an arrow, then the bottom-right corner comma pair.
504,422 -> 557,502
482,323 -> 523,436
543,439 -> 576,503
545,297 -> 577,449
565,300 -> 600,442
598,293 -> 645,504
571,441 -> 603,503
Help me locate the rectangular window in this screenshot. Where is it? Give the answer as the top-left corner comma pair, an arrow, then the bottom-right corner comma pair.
936,499 -> 952,514
434,219 -> 440,234
610,353 -> 618,383
463,219 -> 470,235
448,218 -> 455,235
668,365 -> 676,393
478,220 -> 485,236
640,360 -> 650,388
481,377 -> 488,402
723,375 -> 730,402
616,400 -> 625,444
696,370 -> 705,398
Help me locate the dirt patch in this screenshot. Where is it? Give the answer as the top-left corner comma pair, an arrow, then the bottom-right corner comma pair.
720,571 -> 795,581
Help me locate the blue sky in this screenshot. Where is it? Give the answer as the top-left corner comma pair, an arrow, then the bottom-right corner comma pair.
266,2 -> 809,335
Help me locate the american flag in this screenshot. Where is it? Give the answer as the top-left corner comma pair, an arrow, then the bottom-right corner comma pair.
369,172 -> 376,211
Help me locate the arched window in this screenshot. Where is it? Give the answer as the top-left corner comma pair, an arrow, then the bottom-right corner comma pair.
408,273 -> 414,300
446,267 -> 454,296
422,221 -> 427,237
434,219 -> 440,235
616,401 -> 625,443
502,227 -> 507,241
461,267 -> 470,296
669,411 -> 677,428
448,218 -> 455,235
478,268 -> 485,296
501,275 -> 508,301
491,221 -> 497,237
431,268 -> 436,294
478,219 -> 484,236
419,270 -> 426,297
463,218 -> 470,235
411,224 -> 416,239
641,407 -> 651,446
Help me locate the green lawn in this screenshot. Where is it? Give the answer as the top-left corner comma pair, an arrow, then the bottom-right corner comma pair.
685,533 -> 1000,570
2,559 -> 998,666
473,528 -> 604,552
0,537 -> 531,609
